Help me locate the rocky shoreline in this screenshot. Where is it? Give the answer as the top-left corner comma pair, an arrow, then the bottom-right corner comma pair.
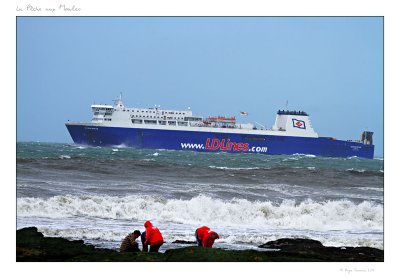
16,227 -> 383,262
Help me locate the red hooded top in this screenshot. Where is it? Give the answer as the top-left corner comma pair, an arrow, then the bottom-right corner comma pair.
196,226 -> 210,241
202,230 -> 219,248
196,226 -> 219,248
144,220 -> 164,246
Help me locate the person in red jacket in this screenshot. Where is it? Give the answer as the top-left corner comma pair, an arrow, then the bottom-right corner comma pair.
195,226 -> 220,248
143,220 -> 164,252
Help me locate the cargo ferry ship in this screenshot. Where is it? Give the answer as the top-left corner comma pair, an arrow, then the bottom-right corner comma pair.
65,95 -> 374,158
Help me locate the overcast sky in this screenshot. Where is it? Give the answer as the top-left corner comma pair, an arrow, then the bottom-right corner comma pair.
17,16 -> 383,156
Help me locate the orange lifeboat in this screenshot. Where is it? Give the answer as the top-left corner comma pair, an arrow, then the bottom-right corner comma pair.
207,116 -> 236,123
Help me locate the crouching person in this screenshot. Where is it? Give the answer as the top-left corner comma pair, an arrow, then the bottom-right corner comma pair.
120,230 -> 141,252
140,231 -> 148,252
195,226 -> 219,248
144,220 -> 164,252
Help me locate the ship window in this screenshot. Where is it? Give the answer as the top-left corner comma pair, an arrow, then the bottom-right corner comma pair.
159,120 -> 167,125
144,120 -> 157,125
132,119 -> 143,124
184,117 -> 202,121
178,121 -> 188,126
168,121 -> 176,125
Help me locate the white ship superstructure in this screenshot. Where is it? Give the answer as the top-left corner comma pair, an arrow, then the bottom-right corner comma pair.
84,94 -> 319,138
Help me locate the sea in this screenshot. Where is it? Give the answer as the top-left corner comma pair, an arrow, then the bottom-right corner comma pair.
16,142 -> 384,252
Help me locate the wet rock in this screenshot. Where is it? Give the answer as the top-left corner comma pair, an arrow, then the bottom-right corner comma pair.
172,240 -> 197,244
259,238 -> 324,250
259,238 -> 383,262
16,227 -> 383,262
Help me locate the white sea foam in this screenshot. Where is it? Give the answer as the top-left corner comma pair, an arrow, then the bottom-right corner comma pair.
283,157 -> 299,161
355,187 -> 384,192
59,155 -> 71,159
292,153 -> 316,158
209,166 -> 260,170
17,195 -> 383,232
346,168 -> 366,173
112,144 -> 128,148
346,156 -> 359,160
28,225 -> 382,250
39,227 -> 126,242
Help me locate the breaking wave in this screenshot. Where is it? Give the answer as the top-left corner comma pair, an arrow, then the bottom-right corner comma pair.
17,195 -> 383,231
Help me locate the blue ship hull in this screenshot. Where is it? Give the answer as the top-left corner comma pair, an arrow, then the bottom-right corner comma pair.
65,124 -> 374,159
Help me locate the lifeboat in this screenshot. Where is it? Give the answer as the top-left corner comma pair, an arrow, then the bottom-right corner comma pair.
207,116 -> 236,123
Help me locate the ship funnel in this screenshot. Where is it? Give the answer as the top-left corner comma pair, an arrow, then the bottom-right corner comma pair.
272,110 -> 318,137
361,131 -> 373,145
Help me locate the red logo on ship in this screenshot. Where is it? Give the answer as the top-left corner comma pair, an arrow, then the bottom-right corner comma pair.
292,119 -> 306,129
205,138 -> 249,152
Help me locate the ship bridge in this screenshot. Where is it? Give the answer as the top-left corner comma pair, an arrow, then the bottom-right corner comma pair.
91,104 -> 114,123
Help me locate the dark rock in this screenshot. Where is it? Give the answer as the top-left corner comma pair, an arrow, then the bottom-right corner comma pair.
259,238 -> 383,262
16,227 -> 164,262
259,238 -> 324,250
171,240 -> 197,244
16,227 -> 383,262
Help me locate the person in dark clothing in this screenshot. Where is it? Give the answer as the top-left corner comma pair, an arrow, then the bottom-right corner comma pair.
141,231 -> 148,252
120,230 -> 141,252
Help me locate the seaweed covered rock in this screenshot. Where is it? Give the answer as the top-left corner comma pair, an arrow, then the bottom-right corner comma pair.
16,227 -> 164,262
16,228 -> 383,262
171,240 -> 197,244
259,238 -> 383,262
259,238 -> 324,250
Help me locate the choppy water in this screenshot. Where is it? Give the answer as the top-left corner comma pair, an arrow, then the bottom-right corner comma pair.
16,142 -> 384,251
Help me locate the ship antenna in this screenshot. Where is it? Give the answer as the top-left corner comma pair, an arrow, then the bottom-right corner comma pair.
113,92 -> 124,107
